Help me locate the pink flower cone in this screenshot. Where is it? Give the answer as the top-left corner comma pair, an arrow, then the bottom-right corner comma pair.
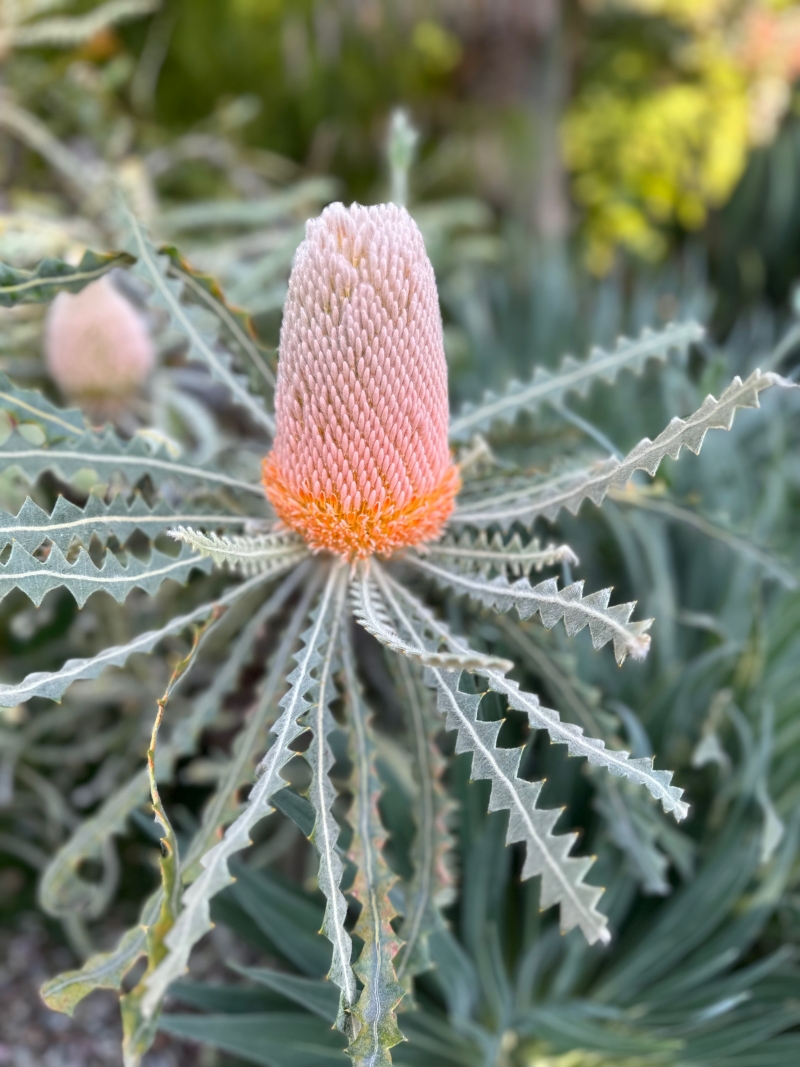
262,202 -> 459,559
45,275 -> 154,403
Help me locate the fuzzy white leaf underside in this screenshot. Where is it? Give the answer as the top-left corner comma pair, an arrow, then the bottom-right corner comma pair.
169,525 -> 308,576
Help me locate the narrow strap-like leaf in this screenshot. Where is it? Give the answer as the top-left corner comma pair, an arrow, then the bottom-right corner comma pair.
372,567 -> 609,945
342,625 -> 405,1064
351,564 -> 512,675
0,250 -> 133,306
452,369 -> 795,529
382,567 -> 686,820
118,197 -> 275,436
1,427 -> 264,496
449,320 -> 703,442
0,568 -> 277,707
170,526 -> 308,575
140,561 -> 349,1019
0,495 -> 263,554
407,556 -> 652,665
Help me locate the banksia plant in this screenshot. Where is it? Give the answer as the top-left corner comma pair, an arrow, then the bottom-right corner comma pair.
0,200 -> 795,1066
44,274 -> 155,419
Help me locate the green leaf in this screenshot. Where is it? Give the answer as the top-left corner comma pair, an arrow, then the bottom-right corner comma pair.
0,568 -> 274,706
0,494 -> 260,554
117,197 -> 276,436
227,867 -> 331,979
448,320 -> 704,441
158,1012 -> 346,1067
169,980 -> 294,1014
1,427 -> 264,496
0,541 -> 211,608
232,966 -> 339,1023
342,626 -> 405,1064
452,369 -> 796,529
0,250 -> 134,306
0,370 -> 87,440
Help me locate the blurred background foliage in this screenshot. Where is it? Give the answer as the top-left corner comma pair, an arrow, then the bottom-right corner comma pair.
1,1 -> 800,1065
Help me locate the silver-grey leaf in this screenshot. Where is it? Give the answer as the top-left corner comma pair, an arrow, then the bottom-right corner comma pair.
452,369 -> 794,529
449,320 -> 704,442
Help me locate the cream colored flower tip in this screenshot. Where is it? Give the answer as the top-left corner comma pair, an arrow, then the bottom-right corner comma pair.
263,201 -> 459,559
44,275 -> 155,400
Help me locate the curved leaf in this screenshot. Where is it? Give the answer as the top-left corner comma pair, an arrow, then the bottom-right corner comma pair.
449,320 -> 703,442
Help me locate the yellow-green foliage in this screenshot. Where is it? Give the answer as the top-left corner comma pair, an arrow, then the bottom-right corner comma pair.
563,0 -> 800,272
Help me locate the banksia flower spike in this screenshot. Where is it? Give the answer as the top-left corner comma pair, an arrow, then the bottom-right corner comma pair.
262,202 -> 460,559
45,274 -> 155,407
19,195 -> 789,1067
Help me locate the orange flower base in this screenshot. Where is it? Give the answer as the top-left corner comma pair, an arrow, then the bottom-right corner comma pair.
262,453 -> 460,560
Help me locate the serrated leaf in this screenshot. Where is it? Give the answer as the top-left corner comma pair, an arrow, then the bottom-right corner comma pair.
299,569 -> 357,1027
351,565 -> 512,675
342,626 -> 405,1064
0,540 -> 211,608
452,370 -> 795,529
0,249 -> 134,305
449,320 -> 704,441
180,568 -> 323,883
418,530 -> 578,579
371,565 -> 609,945
392,656 -> 454,989
140,562 -> 348,1019
38,567 -> 307,926
0,568 -> 273,706
1,427 -> 264,495
170,526 -> 308,576
0,370 -> 87,440
0,494 -> 261,554
408,556 -> 652,665
386,566 -> 685,818
117,197 -> 276,435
